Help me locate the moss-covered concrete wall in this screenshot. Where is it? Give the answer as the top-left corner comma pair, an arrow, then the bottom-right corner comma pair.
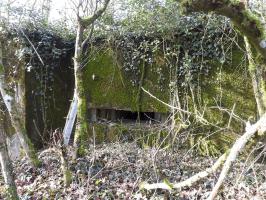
83,48 -> 169,113
0,29 -> 75,148
84,47 -> 256,120
82,30 -> 257,149
202,50 -> 256,125
23,31 -> 75,147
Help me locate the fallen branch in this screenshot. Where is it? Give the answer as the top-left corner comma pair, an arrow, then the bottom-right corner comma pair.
141,152 -> 227,190
208,114 -> 266,200
141,114 -> 266,196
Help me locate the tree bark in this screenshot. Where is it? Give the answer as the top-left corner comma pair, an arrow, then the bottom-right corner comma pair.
180,0 -> 266,60
60,145 -> 72,187
72,22 -> 89,158
63,0 -> 110,158
0,41 -> 40,167
244,36 -> 266,116
0,99 -> 19,200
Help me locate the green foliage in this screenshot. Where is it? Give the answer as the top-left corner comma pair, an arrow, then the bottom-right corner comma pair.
115,0 -> 181,33
5,186 -> 19,200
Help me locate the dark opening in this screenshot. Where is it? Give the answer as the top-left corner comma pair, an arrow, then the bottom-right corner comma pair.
118,110 -> 155,121
90,108 -> 164,123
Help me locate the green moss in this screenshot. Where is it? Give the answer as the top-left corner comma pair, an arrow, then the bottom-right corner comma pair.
0,63 -> 4,75
87,124 -> 107,143
141,56 -> 169,112
5,186 -> 19,200
83,39 -> 257,156
64,170 -> 72,187
87,123 -> 137,143
76,95 -> 88,140
84,46 -> 255,120
242,10 -> 266,39
74,70 -> 90,157
20,128 -> 41,167
88,122 -> 171,148
202,49 -> 256,125
84,48 -> 137,110
76,144 -> 87,157
83,48 -> 169,112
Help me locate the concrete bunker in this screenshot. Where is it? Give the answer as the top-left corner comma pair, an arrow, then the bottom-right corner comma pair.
0,23 -> 257,149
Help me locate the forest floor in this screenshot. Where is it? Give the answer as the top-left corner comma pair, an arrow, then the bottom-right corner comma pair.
0,142 -> 266,200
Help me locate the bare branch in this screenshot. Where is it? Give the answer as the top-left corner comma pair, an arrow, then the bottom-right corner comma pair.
80,0 -> 110,28
180,0 -> 266,60
141,153 -> 227,190
141,87 -> 220,128
141,87 -> 191,114
207,113 -> 266,200
80,0 -> 98,51
20,28 -> 45,66
141,113 -> 266,196
81,23 -> 94,56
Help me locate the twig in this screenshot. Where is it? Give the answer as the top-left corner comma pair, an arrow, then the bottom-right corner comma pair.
227,103 -> 236,128
19,29 -> 45,66
141,87 -> 191,114
141,87 -> 221,128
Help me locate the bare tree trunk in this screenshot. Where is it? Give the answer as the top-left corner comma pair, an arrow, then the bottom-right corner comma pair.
59,145 -> 72,187
0,41 -> 40,167
72,23 -> 89,158
63,0 -> 110,158
244,36 -> 266,117
0,141 -> 19,200
0,100 -> 19,200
